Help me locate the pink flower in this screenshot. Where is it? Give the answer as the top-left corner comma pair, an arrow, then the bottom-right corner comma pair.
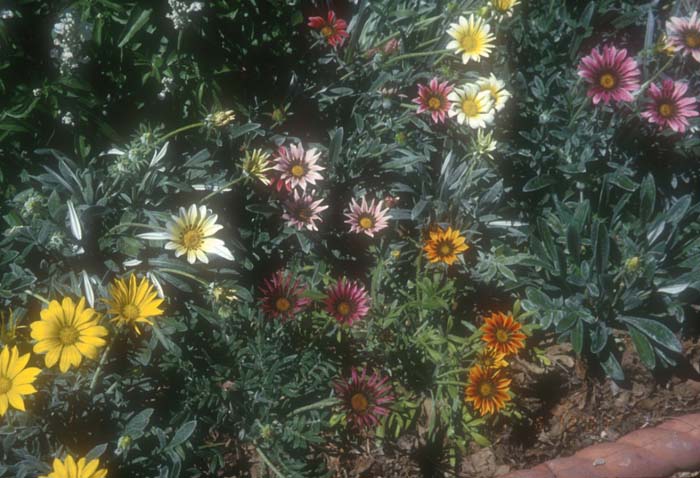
344,198 -> 391,237
307,11 -> 349,47
324,278 -> 370,326
282,190 -> 328,231
334,368 -> 394,431
259,271 -> 311,321
641,79 -> 698,133
666,12 -> 700,63
273,143 -> 324,191
577,45 -> 641,105
412,77 -> 454,124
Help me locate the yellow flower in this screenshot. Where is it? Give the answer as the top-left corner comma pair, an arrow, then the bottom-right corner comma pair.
0,345 -> 41,416
241,149 -> 273,185
105,274 -> 164,334
447,84 -> 495,129
30,297 -> 108,373
475,347 -> 509,369
465,365 -> 511,416
446,14 -> 495,63
208,110 -> 236,127
423,226 -> 470,265
491,0 -> 520,17
138,204 -> 234,264
40,455 -> 108,478
477,74 -> 511,111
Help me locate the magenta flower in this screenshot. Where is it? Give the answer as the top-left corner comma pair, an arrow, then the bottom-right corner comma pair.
641,79 -> 698,133
344,198 -> 391,237
412,77 -> 453,124
324,278 -> 370,326
259,271 -> 311,321
307,11 -> 349,47
666,12 -> 700,63
282,190 -> 328,231
273,143 -> 324,192
334,368 -> 394,431
577,45 -> 641,105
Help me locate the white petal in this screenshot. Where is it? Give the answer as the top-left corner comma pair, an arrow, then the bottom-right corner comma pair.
138,232 -> 172,241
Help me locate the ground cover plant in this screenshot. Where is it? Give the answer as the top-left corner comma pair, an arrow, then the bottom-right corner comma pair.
0,0 -> 699,476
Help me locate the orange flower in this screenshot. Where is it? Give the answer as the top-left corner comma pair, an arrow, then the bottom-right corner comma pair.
465,365 -> 511,416
481,312 -> 526,356
423,226 -> 469,265
475,347 -> 508,369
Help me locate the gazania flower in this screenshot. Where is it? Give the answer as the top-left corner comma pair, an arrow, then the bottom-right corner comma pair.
491,0 -> 520,17
481,311 -> 527,356
30,297 -> 108,373
577,45 -> 641,105
242,149 -> 274,185
105,273 -> 164,334
666,12 -> 700,62
259,271 -> 311,321
447,84 -> 495,128
138,204 -> 234,264
324,278 -> 370,326
641,79 -> 699,133
412,77 -> 454,124
475,347 -> 509,369
39,455 -> 108,478
282,190 -> 328,231
477,74 -> 511,111
0,345 -> 41,416
273,143 -> 324,191
465,365 -> 511,416
334,368 -> 393,430
446,14 -> 495,64
207,110 -> 236,127
308,11 -> 349,47
344,197 -> 391,237
423,226 -> 470,265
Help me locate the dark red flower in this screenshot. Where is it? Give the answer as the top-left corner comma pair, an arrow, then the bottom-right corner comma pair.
308,11 -> 349,47
334,368 -> 393,430
259,271 -> 311,321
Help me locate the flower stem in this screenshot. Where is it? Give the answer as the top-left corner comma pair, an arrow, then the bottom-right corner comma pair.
201,176 -> 246,203
384,49 -> 450,66
290,397 -> 341,416
156,122 -> 205,145
90,340 -> 112,392
25,290 -> 50,305
256,447 -> 286,478
106,222 -> 169,235
639,55 -> 675,92
158,268 -> 210,287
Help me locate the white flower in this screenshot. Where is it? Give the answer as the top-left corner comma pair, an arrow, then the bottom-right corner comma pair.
477,74 -> 511,111
447,83 -> 495,128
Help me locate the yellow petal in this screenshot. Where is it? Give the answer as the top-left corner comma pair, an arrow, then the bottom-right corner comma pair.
11,367 -> 40,386
7,392 -> 25,411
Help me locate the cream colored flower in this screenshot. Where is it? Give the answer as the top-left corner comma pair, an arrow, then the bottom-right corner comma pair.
448,84 -> 495,128
477,74 -> 511,111
446,14 -> 495,63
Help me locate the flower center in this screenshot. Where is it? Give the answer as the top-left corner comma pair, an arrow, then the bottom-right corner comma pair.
461,99 -> 479,117
350,392 -> 369,413
599,73 -> 616,89
460,33 -> 478,52
0,377 -> 11,394
320,26 -> 334,38
658,102 -> 675,118
336,301 -> 351,316
59,326 -> 80,345
686,32 -> 700,48
275,297 -> 291,312
182,228 -> 203,249
428,96 -> 442,110
495,329 -> 509,343
290,164 -> 305,178
479,381 -> 494,397
439,243 -> 453,256
297,207 -> 312,221
121,304 -> 140,320
359,216 -> 374,229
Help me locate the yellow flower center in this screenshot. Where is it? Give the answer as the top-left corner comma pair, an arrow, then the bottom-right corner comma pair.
479,381 -> 494,397
350,392 -> 369,413
182,228 -> 203,249
658,102 -> 674,118
428,96 -> 442,110
495,329 -> 509,343
59,326 -> 80,345
439,243 -> 453,256
686,32 -> 700,48
461,99 -> 479,117
0,377 -> 11,394
320,26 -> 334,38
336,301 -> 351,316
290,164 -> 305,178
359,216 -> 374,229
460,33 -> 478,53
121,304 -> 140,320
599,73 -> 616,89
275,297 -> 291,312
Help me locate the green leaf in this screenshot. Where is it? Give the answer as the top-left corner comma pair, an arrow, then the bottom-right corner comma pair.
619,316 -> 682,353
118,9 -> 152,48
124,408 -> 154,439
167,420 -> 197,450
593,222 -> 609,274
627,326 -> 656,369
571,319 -> 584,355
600,352 -> 624,381
639,174 -> 655,221
665,195 -> 691,225
523,175 -> 557,192
525,287 -> 551,308
469,430 -> 491,446
328,127 -> 344,165
566,223 -> 580,262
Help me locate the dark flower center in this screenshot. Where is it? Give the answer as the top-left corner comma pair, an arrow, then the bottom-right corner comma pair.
358,215 -> 374,229
336,301 -> 352,316
296,207 -> 312,221
428,96 -> 442,110
275,297 -> 291,312
686,32 -> 700,49
495,329 -> 510,343
599,73 -> 616,90
479,381 -> 495,397
320,26 -> 334,38
351,392 -> 369,413
438,241 -> 453,257
658,102 -> 675,118
290,164 -> 305,178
